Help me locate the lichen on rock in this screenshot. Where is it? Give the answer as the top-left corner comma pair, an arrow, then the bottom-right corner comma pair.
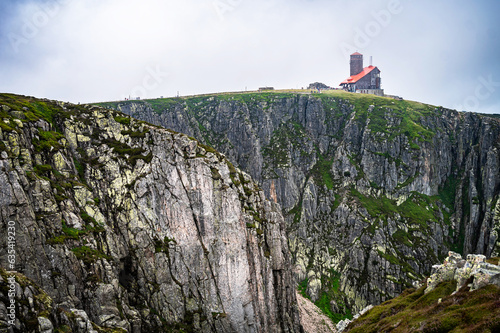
0,93 -> 303,332
104,91 -> 500,317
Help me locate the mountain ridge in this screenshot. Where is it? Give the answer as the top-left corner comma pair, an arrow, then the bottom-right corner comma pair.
100,90 -> 500,318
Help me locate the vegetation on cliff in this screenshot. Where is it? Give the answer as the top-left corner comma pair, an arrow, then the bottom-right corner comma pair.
340,251 -> 500,332
0,93 -> 303,332
97,89 -> 500,324
345,274 -> 500,333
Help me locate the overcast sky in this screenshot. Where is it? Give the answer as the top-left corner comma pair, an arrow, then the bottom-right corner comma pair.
1,0 -> 499,113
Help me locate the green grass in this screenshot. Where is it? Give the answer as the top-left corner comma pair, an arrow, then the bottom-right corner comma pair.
395,172 -> 420,190
145,98 -> 183,114
331,193 -> 341,212
346,281 -> 500,333
398,192 -> 439,227
99,90 -> 438,157
198,142 -> 219,155
46,218 -> 105,245
351,189 -> 439,228
0,93 -> 84,136
38,129 -> 64,141
100,92 -> 300,117
351,189 -> 442,269
62,223 -> 85,239
392,229 -> 413,247
34,164 -> 53,175
73,158 -> 85,181
32,101 -> 60,126
314,269 -> 353,323
318,90 -> 437,146
298,277 -> 309,298
71,246 -> 111,264
227,161 -> 240,186
114,115 -> 131,125
80,212 -> 98,225
311,155 -> 335,190
351,188 -> 397,218
0,120 -> 17,132
34,130 -> 64,152
298,269 -> 353,323
318,95 -> 345,122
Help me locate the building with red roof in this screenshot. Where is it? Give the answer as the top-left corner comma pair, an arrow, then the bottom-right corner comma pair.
340,53 -> 384,96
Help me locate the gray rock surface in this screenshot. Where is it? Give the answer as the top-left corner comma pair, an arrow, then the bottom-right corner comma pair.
335,305 -> 373,333
106,93 -> 500,313
0,95 -> 303,332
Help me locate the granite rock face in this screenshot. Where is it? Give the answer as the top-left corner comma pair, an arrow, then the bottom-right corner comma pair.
0,94 -> 303,332
425,251 -> 500,293
106,92 -> 500,313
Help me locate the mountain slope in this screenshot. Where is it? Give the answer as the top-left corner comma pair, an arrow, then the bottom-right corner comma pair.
0,93 -> 303,332
100,90 -> 500,316
343,253 -> 500,333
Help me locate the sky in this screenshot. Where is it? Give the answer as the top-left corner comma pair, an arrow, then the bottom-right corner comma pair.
1,0 -> 500,114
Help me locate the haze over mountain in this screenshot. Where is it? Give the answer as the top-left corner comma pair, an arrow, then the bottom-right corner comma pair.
1,0 -> 500,113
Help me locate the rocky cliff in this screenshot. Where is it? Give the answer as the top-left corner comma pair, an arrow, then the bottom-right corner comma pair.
0,93 -> 303,332
101,91 -> 500,316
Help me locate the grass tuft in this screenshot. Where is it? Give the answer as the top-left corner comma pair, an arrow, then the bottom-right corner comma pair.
346,282 -> 500,333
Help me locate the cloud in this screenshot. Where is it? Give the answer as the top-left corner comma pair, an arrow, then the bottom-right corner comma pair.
0,0 -> 499,114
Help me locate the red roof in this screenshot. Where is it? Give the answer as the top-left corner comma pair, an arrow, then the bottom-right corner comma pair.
340,65 -> 377,85
351,52 -> 362,56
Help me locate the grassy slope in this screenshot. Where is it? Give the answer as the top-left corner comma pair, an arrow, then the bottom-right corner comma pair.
345,280 -> 500,333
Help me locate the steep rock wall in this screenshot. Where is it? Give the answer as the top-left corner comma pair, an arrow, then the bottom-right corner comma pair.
0,94 -> 303,332
105,92 -> 500,313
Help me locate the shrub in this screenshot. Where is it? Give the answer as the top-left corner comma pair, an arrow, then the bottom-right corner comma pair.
114,116 -> 131,125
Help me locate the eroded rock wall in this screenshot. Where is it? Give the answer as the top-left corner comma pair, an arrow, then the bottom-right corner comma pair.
0,94 -> 303,332
108,93 -> 500,313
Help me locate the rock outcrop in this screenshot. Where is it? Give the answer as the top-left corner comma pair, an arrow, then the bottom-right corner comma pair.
0,93 -> 303,332
425,251 -> 500,293
335,305 -> 373,333
343,254 -> 500,333
101,91 -> 500,315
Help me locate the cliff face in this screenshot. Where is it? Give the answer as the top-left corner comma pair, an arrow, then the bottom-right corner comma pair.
0,94 -> 303,332
104,91 -> 500,314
